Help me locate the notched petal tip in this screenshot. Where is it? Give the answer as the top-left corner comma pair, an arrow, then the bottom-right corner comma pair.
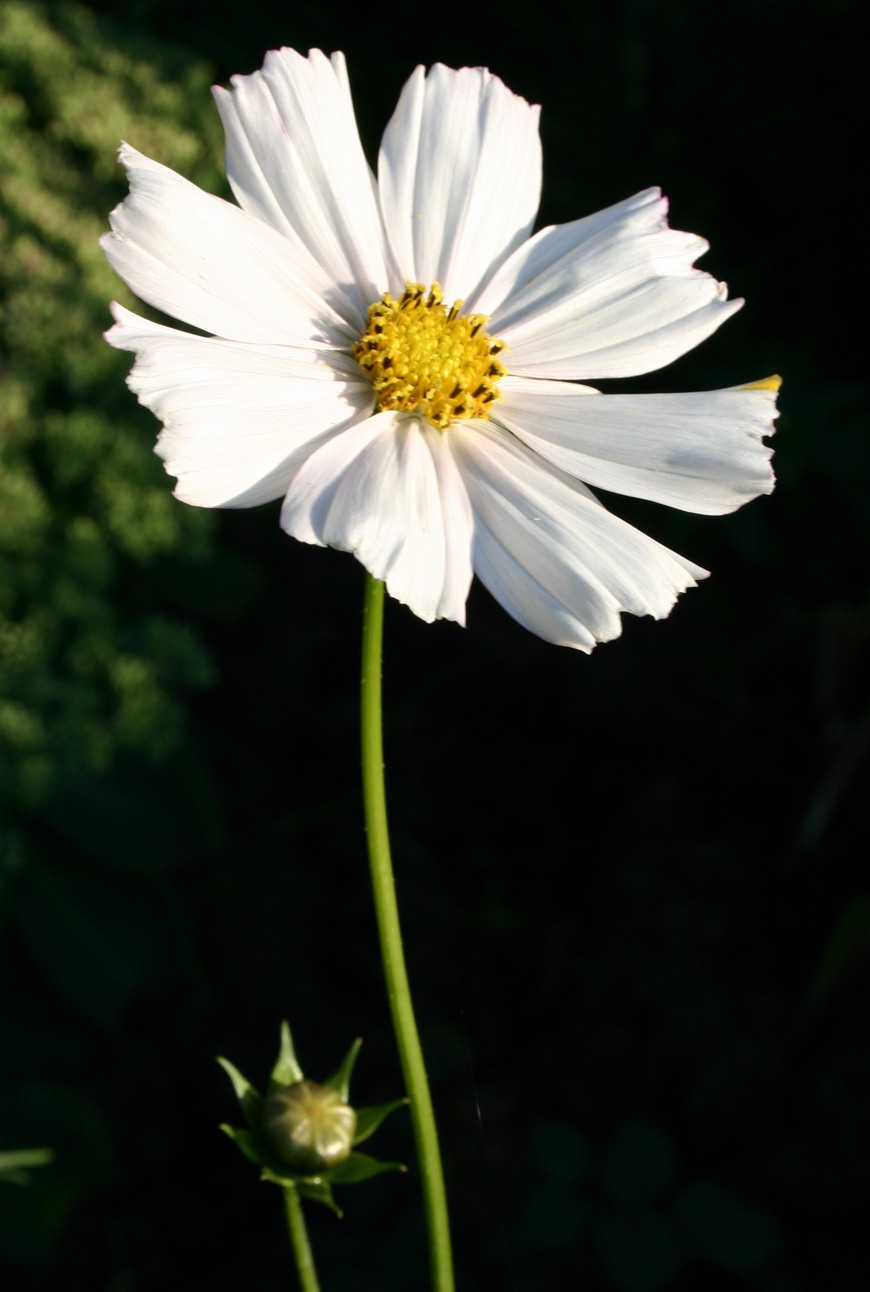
115,140 -> 147,171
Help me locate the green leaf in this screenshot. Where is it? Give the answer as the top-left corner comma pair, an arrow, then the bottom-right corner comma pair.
222,1130 -> 309,1187
221,1126 -> 321,1191
216,1057 -> 262,1131
44,767 -> 188,873
353,1098 -> 408,1146
675,1179 -> 782,1270
0,1147 -> 54,1185
267,1021 -> 304,1091
324,1037 -> 362,1102
0,1087 -> 110,1266
296,1177 -> 342,1216
594,1208 -> 679,1292
601,1120 -> 676,1205
328,1151 -> 406,1185
807,895 -> 870,1006
258,1162 -> 303,1187
219,1123 -> 266,1169
14,860 -> 176,1027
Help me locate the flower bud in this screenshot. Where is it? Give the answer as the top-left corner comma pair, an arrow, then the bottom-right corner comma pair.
262,1079 -> 357,1175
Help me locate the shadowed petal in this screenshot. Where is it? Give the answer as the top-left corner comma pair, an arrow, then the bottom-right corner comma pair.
281,413 -> 474,623
450,421 -> 706,650
497,376 -> 778,514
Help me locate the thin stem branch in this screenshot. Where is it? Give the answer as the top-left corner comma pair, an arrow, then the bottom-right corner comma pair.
360,574 -> 454,1292
282,1185 -> 320,1292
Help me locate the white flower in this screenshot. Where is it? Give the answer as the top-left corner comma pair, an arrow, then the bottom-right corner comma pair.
102,49 -> 778,651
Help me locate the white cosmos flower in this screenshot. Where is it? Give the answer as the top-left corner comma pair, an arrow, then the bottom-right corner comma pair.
102,48 -> 778,651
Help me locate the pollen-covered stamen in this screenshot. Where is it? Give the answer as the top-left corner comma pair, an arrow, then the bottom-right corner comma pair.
353,282 -> 508,430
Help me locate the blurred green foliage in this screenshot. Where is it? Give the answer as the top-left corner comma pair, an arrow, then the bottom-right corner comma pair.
0,1 -> 226,816
0,2 -> 254,1266
521,1119 -> 781,1290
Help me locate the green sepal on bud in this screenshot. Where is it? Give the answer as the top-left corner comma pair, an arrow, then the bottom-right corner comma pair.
218,1022 -> 407,1215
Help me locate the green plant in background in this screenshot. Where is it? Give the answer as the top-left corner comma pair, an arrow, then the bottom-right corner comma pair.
522,1118 -> 782,1291
0,1146 -> 54,1185
0,2 -> 252,1266
0,1 -> 227,820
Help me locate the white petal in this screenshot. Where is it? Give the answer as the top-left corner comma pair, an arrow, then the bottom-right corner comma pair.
106,304 -> 373,508
101,145 -> 347,347
497,377 -> 778,514
378,64 -> 541,304
476,189 -> 741,379
213,49 -> 390,326
281,413 -> 474,624
450,422 -> 706,650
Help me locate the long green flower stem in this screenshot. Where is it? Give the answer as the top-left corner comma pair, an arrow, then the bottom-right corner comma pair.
360,574 -> 455,1292
282,1185 -> 320,1292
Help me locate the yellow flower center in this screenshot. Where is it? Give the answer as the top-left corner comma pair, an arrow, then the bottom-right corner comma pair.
353,282 -> 508,431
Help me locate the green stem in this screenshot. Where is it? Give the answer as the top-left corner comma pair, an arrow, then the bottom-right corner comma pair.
282,1185 -> 320,1292
360,574 -> 455,1292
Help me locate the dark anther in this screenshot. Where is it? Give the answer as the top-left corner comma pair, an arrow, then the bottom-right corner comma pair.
454,404 -> 466,416
470,323 -> 482,337
450,384 -> 462,399
383,357 -> 393,369
472,384 -> 486,398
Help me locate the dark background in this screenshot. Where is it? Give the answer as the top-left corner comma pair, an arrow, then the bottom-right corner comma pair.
1,0 -> 867,1288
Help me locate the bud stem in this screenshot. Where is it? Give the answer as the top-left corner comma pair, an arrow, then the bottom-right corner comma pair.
282,1184 -> 320,1292
360,574 -> 454,1292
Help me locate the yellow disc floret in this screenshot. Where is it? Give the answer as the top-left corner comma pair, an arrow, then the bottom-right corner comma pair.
353,282 -> 508,430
